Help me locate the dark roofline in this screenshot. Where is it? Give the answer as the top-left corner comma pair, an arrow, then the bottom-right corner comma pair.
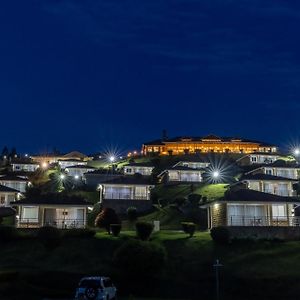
0,185 -> 21,193
201,189 -> 300,207
12,199 -> 92,206
242,173 -> 298,182
101,176 -> 154,186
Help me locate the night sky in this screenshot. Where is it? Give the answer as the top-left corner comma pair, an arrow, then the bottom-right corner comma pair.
1,0 -> 300,154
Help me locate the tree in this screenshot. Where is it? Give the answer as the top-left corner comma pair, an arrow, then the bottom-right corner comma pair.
10,147 -> 17,159
1,146 -> 9,159
95,208 -> 120,234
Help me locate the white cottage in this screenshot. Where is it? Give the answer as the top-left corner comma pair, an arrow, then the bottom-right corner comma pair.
11,162 -> 40,173
165,166 -> 205,182
173,160 -> 210,169
246,163 -> 300,180
237,152 -> 284,166
99,176 -> 154,213
241,174 -> 298,197
58,159 -> 87,169
65,165 -> 96,179
0,175 -> 30,193
123,163 -> 154,176
13,197 -> 92,228
0,185 -> 21,206
202,189 -> 300,228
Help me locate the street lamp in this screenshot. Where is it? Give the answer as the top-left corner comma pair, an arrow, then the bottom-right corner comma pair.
60,174 -> 65,180
294,148 -> 300,156
109,156 -> 115,163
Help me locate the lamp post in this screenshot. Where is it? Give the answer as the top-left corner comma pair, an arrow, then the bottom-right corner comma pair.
213,259 -> 223,300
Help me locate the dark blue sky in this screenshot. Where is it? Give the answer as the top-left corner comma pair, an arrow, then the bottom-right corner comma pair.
1,0 -> 300,154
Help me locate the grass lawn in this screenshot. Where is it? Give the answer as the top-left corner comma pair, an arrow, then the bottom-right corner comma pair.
0,229 -> 300,299
139,206 -> 186,230
194,183 -> 229,200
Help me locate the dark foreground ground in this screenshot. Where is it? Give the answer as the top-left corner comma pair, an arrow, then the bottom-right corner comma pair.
0,230 -> 300,300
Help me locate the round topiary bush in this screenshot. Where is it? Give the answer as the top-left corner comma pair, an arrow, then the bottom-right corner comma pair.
210,226 -> 231,244
110,224 -> 122,237
36,226 -> 62,249
113,239 -> 167,278
127,207 -> 138,222
135,222 -> 154,241
181,222 -> 196,237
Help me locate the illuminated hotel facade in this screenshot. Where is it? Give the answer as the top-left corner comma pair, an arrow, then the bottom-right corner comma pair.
142,135 -> 277,156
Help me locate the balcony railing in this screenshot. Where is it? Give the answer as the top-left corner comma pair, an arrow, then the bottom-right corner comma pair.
228,215 -> 300,227
103,193 -> 149,200
18,218 -> 85,229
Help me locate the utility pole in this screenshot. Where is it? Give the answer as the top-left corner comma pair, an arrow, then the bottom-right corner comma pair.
213,259 -> 223,300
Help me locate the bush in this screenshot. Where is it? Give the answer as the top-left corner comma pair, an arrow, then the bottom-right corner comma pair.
127,207 -> 138,222
187,194 -> 202,205
37,226 -> 62,249
135,222 -> 154,241
113,239 -> 167,278
181,222 -> 196,237
63,228 -> 96,238
0,226 -> 18,242
210,226 -> 231,244
95,208 -> 120,234
110,224 -> 122,237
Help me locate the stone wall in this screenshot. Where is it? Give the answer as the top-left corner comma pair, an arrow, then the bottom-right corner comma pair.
211,203 -> 227,227
227,226 -> 300,241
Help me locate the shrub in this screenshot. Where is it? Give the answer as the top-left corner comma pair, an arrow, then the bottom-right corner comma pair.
181,222 -> 196,237
0,226 -> 18,242
174,197 -> 186,207
127,207 -> 138,222
95,208 -> 120,234
113,239 -> 167,278
37,226 -> 62,249
135,222 -> 154,241
110,224 -> 122,237
187,194 -> 202,205
210,226 -> 231,244
63,228 -> 96,238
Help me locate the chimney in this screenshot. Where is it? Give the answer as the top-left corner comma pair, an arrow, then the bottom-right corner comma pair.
162,129 -> 168,141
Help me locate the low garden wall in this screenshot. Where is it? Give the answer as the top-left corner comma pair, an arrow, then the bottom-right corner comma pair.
228,226 -> 300,241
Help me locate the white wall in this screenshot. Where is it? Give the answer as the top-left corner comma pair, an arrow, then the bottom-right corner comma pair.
124,166 -> 153,176
168,170 -> 202,182
247,180 -> 294,196
12,164 -> 39,172
0,181 -> 28,193
103,185 -> 150,200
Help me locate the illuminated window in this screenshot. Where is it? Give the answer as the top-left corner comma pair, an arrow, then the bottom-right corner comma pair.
272,205 -> 286,220
22,207 -> 39,222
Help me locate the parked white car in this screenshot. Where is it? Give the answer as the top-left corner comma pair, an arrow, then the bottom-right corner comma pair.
75,276 -> 117,300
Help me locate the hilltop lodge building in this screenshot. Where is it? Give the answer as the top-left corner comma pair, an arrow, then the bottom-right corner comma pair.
142,135 -> 277,156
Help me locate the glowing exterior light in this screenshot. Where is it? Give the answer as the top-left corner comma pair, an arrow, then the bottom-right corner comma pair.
74,175 -> 79,180
212,171 -> 220,178
60,174 -> 65,180
294,148 -> 300,156
42,162 -> 48,169
109,156 -> 115,162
